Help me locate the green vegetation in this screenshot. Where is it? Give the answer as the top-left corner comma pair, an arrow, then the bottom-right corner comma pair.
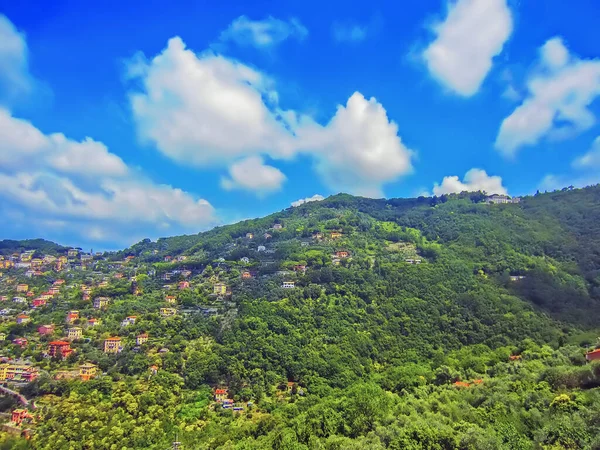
1,185 -> 600,449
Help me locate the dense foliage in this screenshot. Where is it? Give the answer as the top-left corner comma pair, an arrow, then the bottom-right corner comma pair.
2,185 -> 600,449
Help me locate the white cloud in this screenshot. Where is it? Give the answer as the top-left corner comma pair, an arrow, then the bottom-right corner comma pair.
573,136 -> 600,169
538,173 -> 600,192
127,37 -> 415,196
432,168 -> 507,196
291,194 -> 325,207
220,156 -> 286,194
0,109 -> 216,246
219,15 -> 307,49
0,14 -> 33,105
297,92 -> 413,197
422,0 -> 513,97
332,22 -> 367,43
495,37 -> 600,156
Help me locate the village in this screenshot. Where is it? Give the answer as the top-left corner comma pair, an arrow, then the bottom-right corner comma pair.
0,222 -> 376,436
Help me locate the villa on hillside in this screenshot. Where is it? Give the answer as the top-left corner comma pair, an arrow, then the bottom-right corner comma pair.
486,194 -> 521,205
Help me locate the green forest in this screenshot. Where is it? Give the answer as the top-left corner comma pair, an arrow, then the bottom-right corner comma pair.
1,185 -> 600,449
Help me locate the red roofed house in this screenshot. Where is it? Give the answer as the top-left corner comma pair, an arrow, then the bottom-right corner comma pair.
137,333 -> 149,346
242,271 -> 252,279
49,341 -> 73,359
16,314 -> 30,325
586,349 -> 600,362
335,251 -> 349,259
53,279 -> 65,286
66,311 -> 79,324
178,281 -> 190,290
32,298 -> 47,308
214,388 -> 229,402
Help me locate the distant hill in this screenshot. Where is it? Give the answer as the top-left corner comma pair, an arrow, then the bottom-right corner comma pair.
0,238 -> 68,256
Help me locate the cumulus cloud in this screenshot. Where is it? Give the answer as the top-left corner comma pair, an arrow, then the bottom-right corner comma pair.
422,0 -> 513,97
0,109 -> 216,246
219,15 -> 307,49
332,22 -> 367,43
297,92 -> 413,197
291,194 -> 325,207
495,37 -> 600,156
0,14 -> 34,105
432,168 -> 507,196
126,37 -> 415,196
573,136 -> 600,169
220,156 -> 286,194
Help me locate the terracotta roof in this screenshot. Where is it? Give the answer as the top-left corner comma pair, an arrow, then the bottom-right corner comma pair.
49,341 -> 70,346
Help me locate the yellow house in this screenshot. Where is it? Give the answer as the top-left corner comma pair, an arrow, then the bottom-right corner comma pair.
103,337 -> 122,353
20,254 -> 32,262
58,256 -> 68,264
330,231 -> 343,239
136,333 -> 149,345
213,283 -> 227,295
67,327 -> 83,340
79,363 -> 97,381
16,284 -> 29,293
93,297 -> 110,309
165,295 -> 177,304
160,307 -> 177,317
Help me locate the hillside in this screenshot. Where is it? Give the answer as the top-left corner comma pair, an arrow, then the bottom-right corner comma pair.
0,186 -> 600,449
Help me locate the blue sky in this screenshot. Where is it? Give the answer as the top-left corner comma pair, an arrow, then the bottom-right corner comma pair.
1,0 -> 599,250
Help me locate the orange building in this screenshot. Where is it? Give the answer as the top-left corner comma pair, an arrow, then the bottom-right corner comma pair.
49,341 -> 74,359
104,337 -> 122,353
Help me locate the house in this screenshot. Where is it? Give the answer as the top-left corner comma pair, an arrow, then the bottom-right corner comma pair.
38,325 -> 55,336
313,232 -> 324,240
335,251 -> 349,259
121,316 -> 137,327
25,270 -> 36,278
273,223 -> 283,230
16,314 -> 30,325
160,307 -> 177,317
181,270 -> 192,278
93,297 -> 110,309
486,194 -> 520,205
67,249 -> 79,258
49,341 -> 74,359
26,291 -> 35,297
246,232 -> 254,239
293,265 -> 306,273
263,233 -> 272,240
114,273 -> 124,279
67,327 -> 83,340
79,363 -> 97,381
165,295 -> 177,304
586,349 -> 600,362
48,287 -> 60,295
16,284 -> 28,293
0,295 -> 7,302
11,409 -> 34,426
53,279 -> 65,286
97,280 -> 109,288
257,245 -> 266,252
405,259 -> 422,264
0,364 -> 39,382
510,275 -> 526,281
240,257 -> 250,264
103,337 -> 122,353
178,281 -> 190,290
164,256 -> 172,262
58,256 -> 68,264
282,281 -> 295,289
13,338 -> 28,348
162,272 -> 172,281
32,298 -> 47,308
136,333 -> 149,346
66,310 -> 80,323
213,283 -> 227,295
330,231 -> 343,239
214,388 -> 229,402
12,296 -> 26,304
301,242 -> 310,247
87,318 -> 101,327
31,258 -> 43,267
149,365 -> 158,375
242,271 -> 252,279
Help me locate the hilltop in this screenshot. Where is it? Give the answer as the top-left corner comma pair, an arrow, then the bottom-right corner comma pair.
0,185 -> 599,449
